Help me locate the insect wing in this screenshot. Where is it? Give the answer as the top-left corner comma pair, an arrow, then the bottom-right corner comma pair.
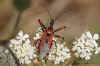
39,42 -> 49,59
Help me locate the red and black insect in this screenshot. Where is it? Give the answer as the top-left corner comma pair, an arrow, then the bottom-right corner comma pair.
35,18 -> 66,59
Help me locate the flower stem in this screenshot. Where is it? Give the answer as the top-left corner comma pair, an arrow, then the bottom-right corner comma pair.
42,60 -> 47,66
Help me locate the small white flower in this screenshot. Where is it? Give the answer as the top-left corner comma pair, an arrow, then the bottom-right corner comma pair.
16,30 -> 29,41
85,56 -> 91,60
75,53 -> 79,58
33,30 -> 43,40
33,37 -> 37,40
10,39 -> 19,44
85,31 -> 92,39
9,44 -> 13,48
95,47 -> 100,54
93,33 -> 99,40
4,50 -> 9,54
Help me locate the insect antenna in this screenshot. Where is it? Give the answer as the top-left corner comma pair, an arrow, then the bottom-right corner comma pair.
47,8 -> 55,30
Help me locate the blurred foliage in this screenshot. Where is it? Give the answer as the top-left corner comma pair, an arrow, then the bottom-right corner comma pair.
90,22 -> 100,34
13,0 -> 31,11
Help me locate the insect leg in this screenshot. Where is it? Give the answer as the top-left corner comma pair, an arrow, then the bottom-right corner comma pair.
54,26 -> 66,32
55,35 -> 64,41
38,19 -> 46,32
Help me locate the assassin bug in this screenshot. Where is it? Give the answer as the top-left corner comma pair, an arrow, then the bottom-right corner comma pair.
35,18 -> 66,59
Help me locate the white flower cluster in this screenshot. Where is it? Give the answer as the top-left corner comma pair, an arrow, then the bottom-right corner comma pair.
48,39 -> 71,64
72,31 -> 100,60
9,31 -> 37,64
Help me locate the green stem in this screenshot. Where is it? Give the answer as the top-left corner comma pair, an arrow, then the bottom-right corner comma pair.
42,60 -> 47,66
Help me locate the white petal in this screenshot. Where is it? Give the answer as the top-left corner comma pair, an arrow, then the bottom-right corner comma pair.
9,44 -> 13,47
25,39 -> 31,44
33,37 -> 38,40
85,56 -> 91,60
10,39 -> 17,44
93,33 -> 99,40
95,47 -> 100,54
16,36 -> 21,39
36,33 -> 40,37
24,34 -> 29,39
5,50 -> 9,54
26,60 -> 31,64
86,31 -> 92,39
18,31 -> 23,37
81,33 -> 87,39
75,53 -> 79,58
